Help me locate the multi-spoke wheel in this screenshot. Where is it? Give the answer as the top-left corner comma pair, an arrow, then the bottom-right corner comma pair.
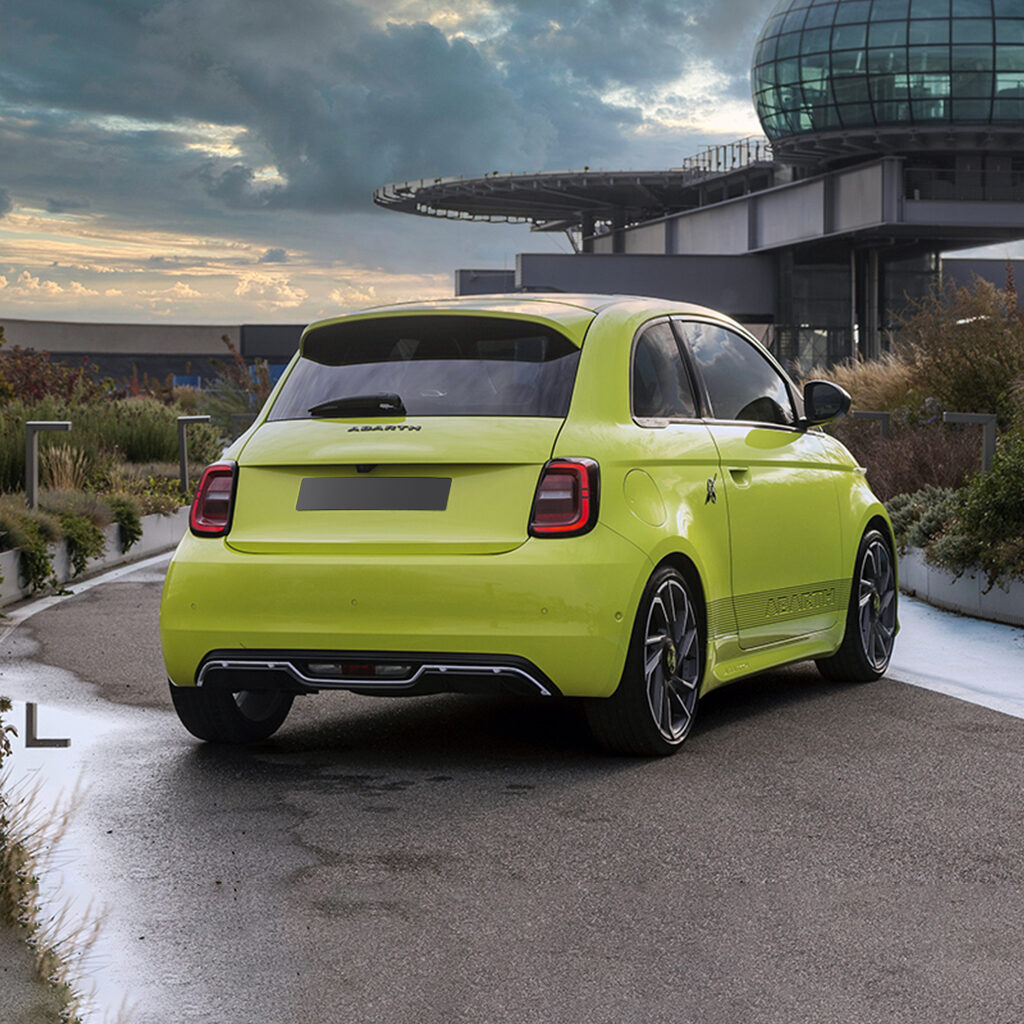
169,682 -> 294,743
816,528 -> 897,682
586,565 -> 704,756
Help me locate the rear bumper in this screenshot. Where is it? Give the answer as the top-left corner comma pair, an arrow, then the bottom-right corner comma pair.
192,650 -> 560,697
160,525 -> 650,698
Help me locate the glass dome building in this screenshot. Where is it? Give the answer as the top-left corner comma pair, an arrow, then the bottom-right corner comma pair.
752,0 -> 1024,152
377,0 -> 1024,371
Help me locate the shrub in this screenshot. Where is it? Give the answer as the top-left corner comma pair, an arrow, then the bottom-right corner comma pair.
930,430 -> 1024,587
0,330 -> 107,404
0,497 -> 62,592
885,486 -> 960,550
897,275 -> 1024,429
832,417 -> 980,501
109,495 -> 143,552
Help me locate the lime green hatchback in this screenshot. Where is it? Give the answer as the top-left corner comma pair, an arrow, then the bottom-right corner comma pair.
160,294 -> 897,755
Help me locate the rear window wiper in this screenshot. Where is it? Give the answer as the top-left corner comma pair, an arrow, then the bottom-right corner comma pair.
308,393 -> 407,418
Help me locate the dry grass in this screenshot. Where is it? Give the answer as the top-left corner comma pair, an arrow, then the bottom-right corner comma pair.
805,352 -> 921,414
0,770 -> 105,1023
834,418 -> 983,502
40,447 -> 92,493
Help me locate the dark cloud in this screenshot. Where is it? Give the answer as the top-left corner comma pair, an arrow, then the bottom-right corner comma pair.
0,187 -> 11,217
45,197 -> 90,213
258,247 -> 288,263
0,0 -> 768,220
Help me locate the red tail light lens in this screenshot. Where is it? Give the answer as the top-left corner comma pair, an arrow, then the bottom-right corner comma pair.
529,458 -> 599,537
189,462 -> 237,537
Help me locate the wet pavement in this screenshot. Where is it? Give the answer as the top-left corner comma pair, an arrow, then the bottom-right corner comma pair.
1,557 -> 1024,1023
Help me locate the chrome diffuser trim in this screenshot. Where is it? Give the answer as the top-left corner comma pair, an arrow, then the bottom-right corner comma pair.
197,658 -> 553,697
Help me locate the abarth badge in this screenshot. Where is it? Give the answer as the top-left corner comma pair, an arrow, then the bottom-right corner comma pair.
705,474 -> 717,505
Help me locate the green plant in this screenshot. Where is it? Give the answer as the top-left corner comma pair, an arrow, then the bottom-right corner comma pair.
0,498 -> 62,593
885,486 -> 959,549
930,430 -> 1024,587
55,512 -> 105,578
109,495 -> 143,552
37,492 -> 113,579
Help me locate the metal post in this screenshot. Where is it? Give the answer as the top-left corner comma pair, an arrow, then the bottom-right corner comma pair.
851,410 -> 892,439
177,415 -> 212,494
942,412 -> 997,472
25,421 -> 71,509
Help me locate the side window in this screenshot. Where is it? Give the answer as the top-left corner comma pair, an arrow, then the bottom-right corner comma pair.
681,322 -> 795,426
631,322 -> 697,421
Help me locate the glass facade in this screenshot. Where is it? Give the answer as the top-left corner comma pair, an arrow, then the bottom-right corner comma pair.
752,0 -> 1024,138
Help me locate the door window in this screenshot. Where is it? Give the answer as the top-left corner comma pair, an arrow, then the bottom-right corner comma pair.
681,322 -> 795,426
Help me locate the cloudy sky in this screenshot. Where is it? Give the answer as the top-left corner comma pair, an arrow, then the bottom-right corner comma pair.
1,0 -> 770,324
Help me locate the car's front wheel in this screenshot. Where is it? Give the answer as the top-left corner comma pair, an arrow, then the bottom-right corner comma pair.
169,683 -> 294,743
816,528 -> 897,682
585,565 -> 704,756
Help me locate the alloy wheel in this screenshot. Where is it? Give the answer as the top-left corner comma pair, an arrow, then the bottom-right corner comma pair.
858,536 -> 897,672
643,576 -> 701,741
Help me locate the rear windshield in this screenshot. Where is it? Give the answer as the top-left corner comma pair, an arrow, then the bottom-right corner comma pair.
268,314 -> 582,420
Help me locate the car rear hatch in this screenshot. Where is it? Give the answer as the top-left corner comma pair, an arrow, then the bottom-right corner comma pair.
225,310 -> 590,556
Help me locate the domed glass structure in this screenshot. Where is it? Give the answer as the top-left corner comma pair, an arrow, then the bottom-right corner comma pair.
752,0 -> 1024,143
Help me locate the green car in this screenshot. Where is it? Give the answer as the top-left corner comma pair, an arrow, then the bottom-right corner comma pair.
160,294 -> 897,755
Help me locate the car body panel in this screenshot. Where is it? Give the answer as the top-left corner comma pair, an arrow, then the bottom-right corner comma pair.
226,417 -> 566,556
161,524 -> 650,699
708,423 -> 847,647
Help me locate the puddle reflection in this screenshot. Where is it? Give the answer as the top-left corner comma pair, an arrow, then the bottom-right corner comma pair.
2,698 -> 135,1023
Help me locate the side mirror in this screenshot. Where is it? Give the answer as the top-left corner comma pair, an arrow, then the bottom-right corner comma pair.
802,380 -> 851,426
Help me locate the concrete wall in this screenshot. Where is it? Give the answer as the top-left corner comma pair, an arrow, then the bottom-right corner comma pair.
1,318 -> 240,355
515,253 -> 778,320
455,269 -> 516,295
670,202 -> 750,255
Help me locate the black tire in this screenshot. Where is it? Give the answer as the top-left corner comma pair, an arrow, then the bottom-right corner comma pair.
816,528 -> 897,683
585,565 -> 704,756
169,682 -> 294,743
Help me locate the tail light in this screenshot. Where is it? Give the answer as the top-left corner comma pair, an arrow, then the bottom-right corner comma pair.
529,458 -> 599,537
190,462 -> 237,537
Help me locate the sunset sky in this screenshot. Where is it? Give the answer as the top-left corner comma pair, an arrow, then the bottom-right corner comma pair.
3,0 -> 787,324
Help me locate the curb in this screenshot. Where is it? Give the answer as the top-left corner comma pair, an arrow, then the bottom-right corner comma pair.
899,547 -> 1024,628
0,507 -> 188,608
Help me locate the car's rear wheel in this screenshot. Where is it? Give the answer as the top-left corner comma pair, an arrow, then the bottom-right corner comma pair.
816,528 -> 897,682
169,682 -> 294,743
586,565 -> 703,756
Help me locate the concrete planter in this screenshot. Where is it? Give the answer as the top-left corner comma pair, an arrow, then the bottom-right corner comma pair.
0,507 -> 188,608
899,547 -> 1024,628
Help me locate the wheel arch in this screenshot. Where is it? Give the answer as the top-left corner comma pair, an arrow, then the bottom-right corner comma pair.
649,552 -> 708,643
862,511 -> 899,586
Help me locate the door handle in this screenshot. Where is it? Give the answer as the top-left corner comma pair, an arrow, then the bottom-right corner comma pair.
727,466 -> 751,487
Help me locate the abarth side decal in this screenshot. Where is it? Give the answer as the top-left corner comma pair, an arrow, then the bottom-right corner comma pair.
732,578 -> 850,631
706,596 -> 739,638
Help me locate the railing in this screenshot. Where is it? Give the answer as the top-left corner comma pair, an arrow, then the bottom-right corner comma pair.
676,136 -> 774,176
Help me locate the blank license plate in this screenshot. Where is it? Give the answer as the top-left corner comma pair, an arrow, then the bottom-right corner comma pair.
296,477 -> 452,511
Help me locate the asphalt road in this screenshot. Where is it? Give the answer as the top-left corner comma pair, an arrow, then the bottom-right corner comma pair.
3,556 -> 1024,1024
